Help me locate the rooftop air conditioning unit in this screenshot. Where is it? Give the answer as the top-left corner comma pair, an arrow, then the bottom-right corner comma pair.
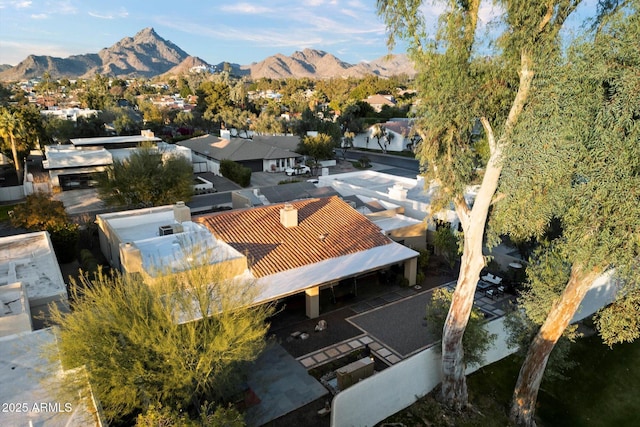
159,225 -> 174,236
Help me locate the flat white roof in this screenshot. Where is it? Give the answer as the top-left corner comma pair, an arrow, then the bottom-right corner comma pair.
43,145 -> 112,169
133,223 -> 245,275
0,328 -> 100,426
318,170 -> 478,224
371,214 -> 423,232
70,134 -> 161,146
254,242 -> 419,303
98,206 -> 245,276
0,232 -> 67,306
0,282 -> 31,337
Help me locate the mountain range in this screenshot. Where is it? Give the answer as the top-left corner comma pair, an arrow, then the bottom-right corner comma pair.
0,27 -> 415,82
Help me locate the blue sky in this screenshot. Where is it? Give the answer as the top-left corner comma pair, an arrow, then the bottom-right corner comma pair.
0,0 -> 598,67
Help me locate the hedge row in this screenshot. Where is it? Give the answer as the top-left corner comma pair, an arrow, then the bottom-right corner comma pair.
220,159 -> 251,187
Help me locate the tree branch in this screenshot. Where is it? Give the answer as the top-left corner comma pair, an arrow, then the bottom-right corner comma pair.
453,195 -> 471,232
479,117 -> 496,156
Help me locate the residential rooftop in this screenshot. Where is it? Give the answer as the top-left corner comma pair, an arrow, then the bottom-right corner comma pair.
196,196 -> 392,278
178,134 -> 300,162
0,328 -> 101,426
70,133 -> 161,147
0,232 -> 67,307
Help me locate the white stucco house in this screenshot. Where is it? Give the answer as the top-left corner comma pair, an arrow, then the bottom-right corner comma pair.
42,131 -> 191,190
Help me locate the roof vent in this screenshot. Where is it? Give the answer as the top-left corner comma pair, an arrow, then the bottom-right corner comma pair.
159,225 -> 174,236
280,203 -> 298,228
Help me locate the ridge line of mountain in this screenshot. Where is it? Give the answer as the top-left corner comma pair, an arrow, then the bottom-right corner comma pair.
0,27 -> 415,82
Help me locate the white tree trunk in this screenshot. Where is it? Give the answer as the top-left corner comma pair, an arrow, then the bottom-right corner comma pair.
440,51 -> 534,409
510,265 -> 601,427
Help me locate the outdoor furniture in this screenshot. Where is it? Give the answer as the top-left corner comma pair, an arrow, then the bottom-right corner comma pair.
485,289 -> 496,299
477,280 -> 492,292
497,285 -> 505,296
482,274 -> 503,285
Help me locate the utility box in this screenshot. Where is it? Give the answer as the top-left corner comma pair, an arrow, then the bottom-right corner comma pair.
336,357 -> 374,390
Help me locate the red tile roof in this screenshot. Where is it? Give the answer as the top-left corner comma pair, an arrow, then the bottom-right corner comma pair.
195,196 -> 392,278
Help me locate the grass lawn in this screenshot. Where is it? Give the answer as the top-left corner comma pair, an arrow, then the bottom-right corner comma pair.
380,334 -> 640,426
536,334 -> 640,426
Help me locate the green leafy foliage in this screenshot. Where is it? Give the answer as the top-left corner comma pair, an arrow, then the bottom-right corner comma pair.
135,403 -> 245,427
296,133 -> 336,162
595,287 -> 640,347
96,145 -> 193,207
48,260 -> 274,424
426,288 -> 496,367
10,193 -> 79,262
10,192 -> 68,230
219,159 -> 251,187
433,226 -> 460,270
0,105 -> 45,181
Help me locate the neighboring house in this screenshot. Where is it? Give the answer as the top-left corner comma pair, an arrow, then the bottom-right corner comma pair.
178,134 -> 302,174
231,181 -> 339,208
42,130 -> 191,190
0,231 -> 68,336
318,170 -> 478,248
0,329 -> 104,426
97,198 -> 419,319
40,107 -> 99,122
0,232 -> 101,426
350,119 -> 418,153
342,195 -> 427,250
364,94 -> 397,113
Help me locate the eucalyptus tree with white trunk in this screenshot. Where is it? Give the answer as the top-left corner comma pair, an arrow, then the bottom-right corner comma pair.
377,0 -> 587,411
493,2 -> 640,424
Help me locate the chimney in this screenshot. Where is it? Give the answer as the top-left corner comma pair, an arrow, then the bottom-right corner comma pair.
120,242 -> 142,274
173,201 -> 191,223
280,203 -> 298,228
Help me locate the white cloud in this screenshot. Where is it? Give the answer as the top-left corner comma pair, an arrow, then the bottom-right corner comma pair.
30,13 -> 47,19
220,3 -> 270,14
88,7 -> 128,19
14,1 -> 32,9
88,11 -> 111,19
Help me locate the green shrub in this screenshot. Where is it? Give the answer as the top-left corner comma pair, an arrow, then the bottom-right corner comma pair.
79,249 -> 99,274
220,159 -> 251,187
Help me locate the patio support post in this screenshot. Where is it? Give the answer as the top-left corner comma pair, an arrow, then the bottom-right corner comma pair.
305,286 -> 320,318
404,257 -> 417,286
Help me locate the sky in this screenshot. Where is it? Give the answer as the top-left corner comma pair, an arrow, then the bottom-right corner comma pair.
0,0 -> 599,67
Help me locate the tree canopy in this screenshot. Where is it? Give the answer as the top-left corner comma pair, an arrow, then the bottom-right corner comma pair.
96,145 -> 193,208
48,259 -> 274,424
491,2 -> 640,423
297,133 -> 336,163
377,0 -> 596,414
10,192 -> 79,263
0,105 -> 44,182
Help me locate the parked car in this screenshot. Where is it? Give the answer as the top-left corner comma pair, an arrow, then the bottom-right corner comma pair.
285,165 -> 311,176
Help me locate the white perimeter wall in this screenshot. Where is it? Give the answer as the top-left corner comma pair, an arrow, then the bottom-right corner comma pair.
331,273 -> 621,427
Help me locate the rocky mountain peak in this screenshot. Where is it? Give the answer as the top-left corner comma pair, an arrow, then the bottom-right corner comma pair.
0,28 -> 415,81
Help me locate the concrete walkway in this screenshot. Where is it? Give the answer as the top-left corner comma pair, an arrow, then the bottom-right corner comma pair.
244,342 -> 328,427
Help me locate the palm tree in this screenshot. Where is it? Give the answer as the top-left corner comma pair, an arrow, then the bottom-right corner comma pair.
0,107 -> 24,184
